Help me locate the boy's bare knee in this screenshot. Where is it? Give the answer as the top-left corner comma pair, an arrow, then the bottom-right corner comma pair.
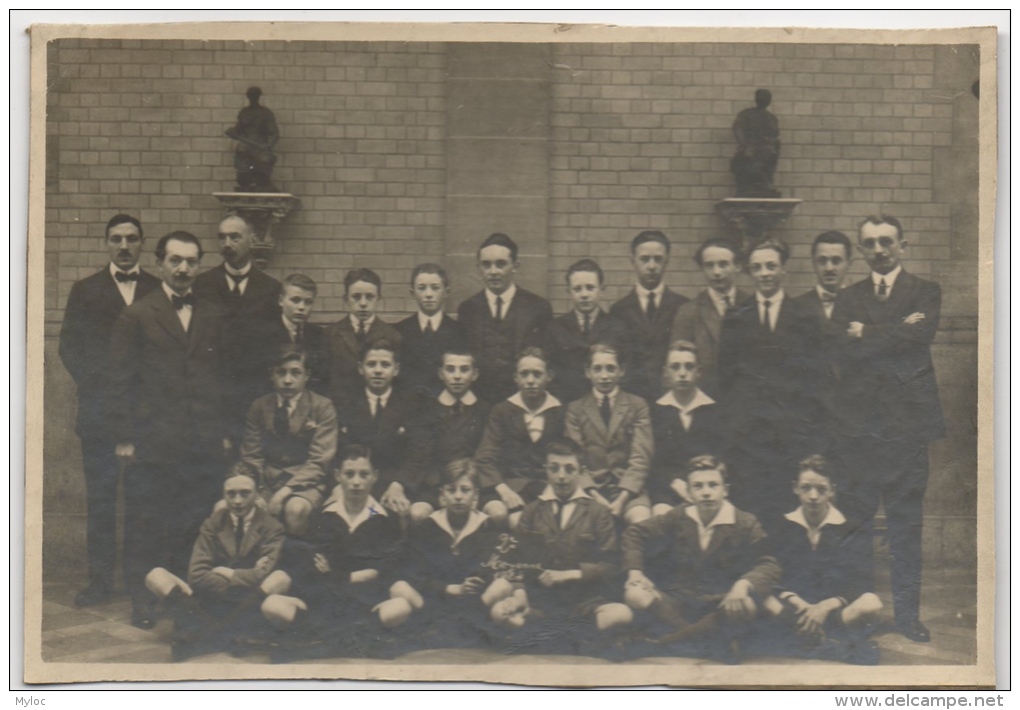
624,506 -> 651,525
408,502 -> 434,524
651,503 -> 674,517
283,497 -> 312,535
595,603 -> 634,631
261,594 -> 306,626
482,501 -> 509,527
260,570 -> 292,596
508,511 -> 522,530
763,595 -> 784,616
481,577 -> 514,607
375,597 -> 413,629
390,580 -> 424,610
843,592 -> 883,624
145,567 -> 190,599
624,585 -> 657,611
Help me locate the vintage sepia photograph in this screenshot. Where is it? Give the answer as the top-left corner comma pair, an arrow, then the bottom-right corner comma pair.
23,17 -> 997,688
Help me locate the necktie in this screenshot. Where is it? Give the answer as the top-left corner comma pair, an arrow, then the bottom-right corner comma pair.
115,271 -> 139,283
646,292 -> 657,322
294,323 -> 304,345
453,399 -> 463,416
234,518 -> 245,555
582,312 -> 591,336
171,293 -> 195,310
761,299 -> 772,331
424,319 -> 434,334
374,396 -> 384,420
723,294 -> 732,309
494,296 -> 503,321
599,394 -> 612,427
274,397 -> 290,436
357,320 -> 367,342
877,278 -> 889,302
226,271 -> 247,291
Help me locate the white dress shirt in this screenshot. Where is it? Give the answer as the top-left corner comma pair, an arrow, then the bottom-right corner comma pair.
162,282 -> 193,332
366,387 -> 393,417
224,261 -> 252,296
635,282 -> 666,315
708,287 -> 737,317
871,264 -> 902,297
538,485 -> 591,529
417,311 -> 445,333
508,392 -> 561,443
109,263 -> 141,306
756,290 -> 786,332
656,388 -> 715,432
685,499 -> 736,551
785,504 -> 847,550
486,283 -> 517,320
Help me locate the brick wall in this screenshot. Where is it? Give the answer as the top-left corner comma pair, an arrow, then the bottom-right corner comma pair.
546,42 -> 969,314
45,38 -> 447,335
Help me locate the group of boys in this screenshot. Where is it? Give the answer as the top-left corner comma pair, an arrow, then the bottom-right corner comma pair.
59,211 -> 943,660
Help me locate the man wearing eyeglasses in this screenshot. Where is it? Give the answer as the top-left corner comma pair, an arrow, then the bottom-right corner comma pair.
59,214 -> 161,608
831,215 -> 945,643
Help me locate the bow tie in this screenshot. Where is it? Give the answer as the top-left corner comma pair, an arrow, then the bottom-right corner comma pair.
115,271 -> 140,283
819,292 -> 837,304
171,293 -> 195,310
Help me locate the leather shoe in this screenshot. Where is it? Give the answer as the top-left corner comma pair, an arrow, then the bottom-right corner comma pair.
895,618 -> 931,643
74,583 -> 113,608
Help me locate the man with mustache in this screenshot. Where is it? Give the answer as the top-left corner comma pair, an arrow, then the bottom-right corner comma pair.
194,213 -> 282,445
108,231 -> 231,629
59,214 -> 161,607
830,215 -> 945,643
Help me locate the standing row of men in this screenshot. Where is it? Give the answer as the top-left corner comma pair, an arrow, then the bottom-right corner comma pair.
58,212 -> 943,642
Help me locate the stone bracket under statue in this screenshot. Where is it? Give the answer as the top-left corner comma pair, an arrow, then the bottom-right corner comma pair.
716,198 -> 801,250
213,192 -> 300,269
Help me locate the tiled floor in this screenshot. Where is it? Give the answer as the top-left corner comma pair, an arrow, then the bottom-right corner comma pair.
39,566 -> 976,668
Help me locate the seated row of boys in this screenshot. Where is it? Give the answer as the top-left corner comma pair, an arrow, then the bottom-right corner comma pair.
145,442 -> 881,663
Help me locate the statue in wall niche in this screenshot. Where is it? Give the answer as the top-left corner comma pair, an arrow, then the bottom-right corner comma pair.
730,88 -> 781,198
226,86 -> 280,192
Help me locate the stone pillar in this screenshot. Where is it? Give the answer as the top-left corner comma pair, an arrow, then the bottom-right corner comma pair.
444,43 -> 552,307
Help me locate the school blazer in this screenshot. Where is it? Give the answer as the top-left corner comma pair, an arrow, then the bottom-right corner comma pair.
609,287 -> 690,400
517,497 -> 619,585
668,288 -> 751,397
106,287 -> 228,462
565,391 -> 653,496
474,399 -> 567,490
457,288 -> 552,404
716,294 -> 825,424
542,309 -> 630,405
187,507 -> 285,596
394,313 -> 465,397
830,271 -> 945,442
326,316 -> 403,405
621,504 -> 780,598
335,387 -> 431,494
240,390 -> 338,494
770,514 -> 875,604
58,266 -> 161,440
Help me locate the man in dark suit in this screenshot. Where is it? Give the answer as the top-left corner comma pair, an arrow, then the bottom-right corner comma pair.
457,233 -> 553,404
58,214 -> 161,607
543,258 -> 629,405
108,231 -> 231,628
717,239 -> 826,529
255,273 -> 330,397
193,213 -> 281,442
609,230 -> 689,402
669,238 -> 750,398
326,267 -> 402,404
831,215 -> 945,642
395,263 -> 464,398
793,230 -> 854,426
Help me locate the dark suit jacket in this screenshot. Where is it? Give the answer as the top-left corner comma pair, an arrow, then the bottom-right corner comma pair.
457,288 -> 552,404
793,288 -> 845,414
542,309 -> 630,404
335,387 -> 431,496
770,510 -> 874,604
565,390 -> 653,496
326,316 -> 403,405
609,287 -> 689,401
424,395 -> 492,489
255,318 -> 331,397
240,390 -> 338,494
668,289 -> 751,397
58,266 -> 160,440
621,503 -> 780,599
187,507 -> 285,597
830,271 -> 945,441
193,265 -> 282,435
649,399 -> 727,501
107,287 -> 229,462
717,293 -> 826,429
394,313 -> 465,398
474,398 -> 566,490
